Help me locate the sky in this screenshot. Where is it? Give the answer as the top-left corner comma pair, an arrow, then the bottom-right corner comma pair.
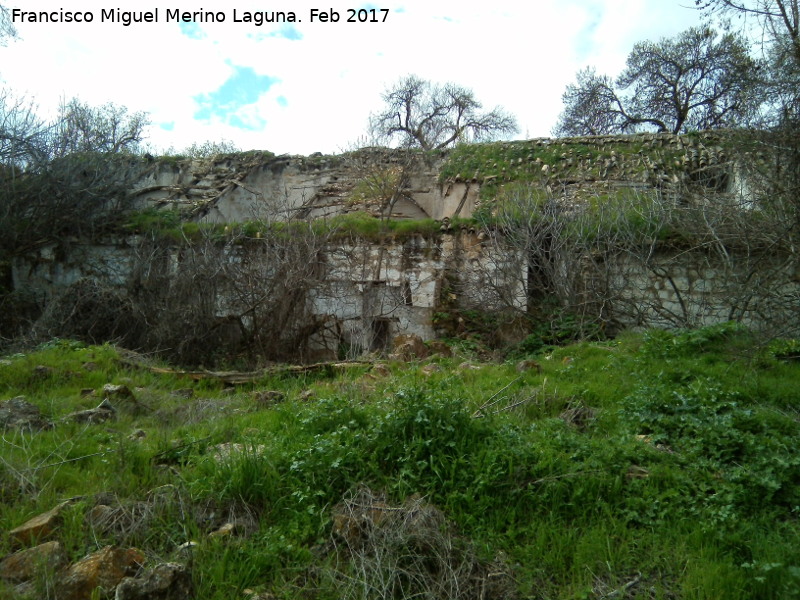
1,1 -> 705,156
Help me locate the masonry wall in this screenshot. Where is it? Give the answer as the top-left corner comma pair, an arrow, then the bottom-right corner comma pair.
12,230 -> 799,361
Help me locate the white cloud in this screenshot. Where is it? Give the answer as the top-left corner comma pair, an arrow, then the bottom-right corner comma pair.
1,0 -> 703,155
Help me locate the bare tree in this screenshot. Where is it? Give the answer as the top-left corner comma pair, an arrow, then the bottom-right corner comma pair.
0,4 -> 17,45
554,27 -> 760,136
370,75 -> 518,151
172,139 -> 240,159
697,1 -> 799,65
468,169 -> 799,339
0,90 -> 49,168
697,0 -> 800,241
0,94 -> 150,258
54,99 -> 150,156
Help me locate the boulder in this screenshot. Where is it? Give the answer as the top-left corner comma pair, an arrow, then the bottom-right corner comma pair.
420,363 -> 442,376
59,546 -> 144,600
114,562 -> 193,600
66,399 -> 116,424
0,396 -> 51,431
251,390 -> 285,408
515,359 -> 542,374
391,334 -> 429,361
370,363 -> 391,377
103,384 -> 145,414
426,341 -> 453,358
8,500 -> 72,547
0,541 -> 66,583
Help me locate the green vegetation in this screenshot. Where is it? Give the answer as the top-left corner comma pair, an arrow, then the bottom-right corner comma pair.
123,208 -> 448,244
440,138 -> 689,201
2,324 -> 799,598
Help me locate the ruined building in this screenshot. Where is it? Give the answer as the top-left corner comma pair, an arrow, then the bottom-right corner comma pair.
8,132 -> 799,363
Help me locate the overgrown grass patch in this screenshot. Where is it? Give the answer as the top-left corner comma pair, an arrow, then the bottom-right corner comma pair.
1,326 -> 799,597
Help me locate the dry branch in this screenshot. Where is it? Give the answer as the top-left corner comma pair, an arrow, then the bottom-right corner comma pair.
119,357 -> 373,385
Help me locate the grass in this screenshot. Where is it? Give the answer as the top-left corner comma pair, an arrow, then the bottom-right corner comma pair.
439,137 -> 689,201
122,208 -> 450,245
1,325 -> 799,598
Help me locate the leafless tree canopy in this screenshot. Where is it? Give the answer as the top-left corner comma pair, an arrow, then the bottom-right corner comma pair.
696,0 -> 800,235
697,0 -> 799,62
0,4 -> 17,45
369,75 -> 518,151
554,27 -> 760,136
0,93 -> 150,256
470,174 -> 799,339
53,99 -> 150,156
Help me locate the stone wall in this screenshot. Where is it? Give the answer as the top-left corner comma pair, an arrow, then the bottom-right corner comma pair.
11,232 -> 513,360
130,149 -> 479,223
606,250 -> 800,334
129,132 -> 745,225
12,228 -> 799,360
7,132 -> 799,358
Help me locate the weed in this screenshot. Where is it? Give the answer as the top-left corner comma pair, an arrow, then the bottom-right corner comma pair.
1,328 -> 799,597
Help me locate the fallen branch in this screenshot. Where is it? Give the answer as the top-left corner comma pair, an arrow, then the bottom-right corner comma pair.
120,356 -> 373,385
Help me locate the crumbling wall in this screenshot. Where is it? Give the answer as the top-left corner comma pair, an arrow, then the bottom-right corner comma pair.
10,231 -> 800,360
8,132 -> 798,358
128,149 -> 476,223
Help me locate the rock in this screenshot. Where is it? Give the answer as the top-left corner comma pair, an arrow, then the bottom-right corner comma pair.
458,362 -> 481,371
0,541 -> 67,582
370,363 -> 391,377
103,384 -> 143,413
0,396 -> 52,431
66,399 -> 116,424
251,390 -> 285,407
9,500 -> 72,547
426,341 -> 453,358
176,541 -> 199,557
243,589 -> 276,600
59,546 -> 144,600
33,365 -> 54,378
208,522 -> 236,538
392,334 -> 429,361
114,562 -> 192,600
86,505 -> 116,532
420,363 -> 441,376
515,359 -> 542,374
